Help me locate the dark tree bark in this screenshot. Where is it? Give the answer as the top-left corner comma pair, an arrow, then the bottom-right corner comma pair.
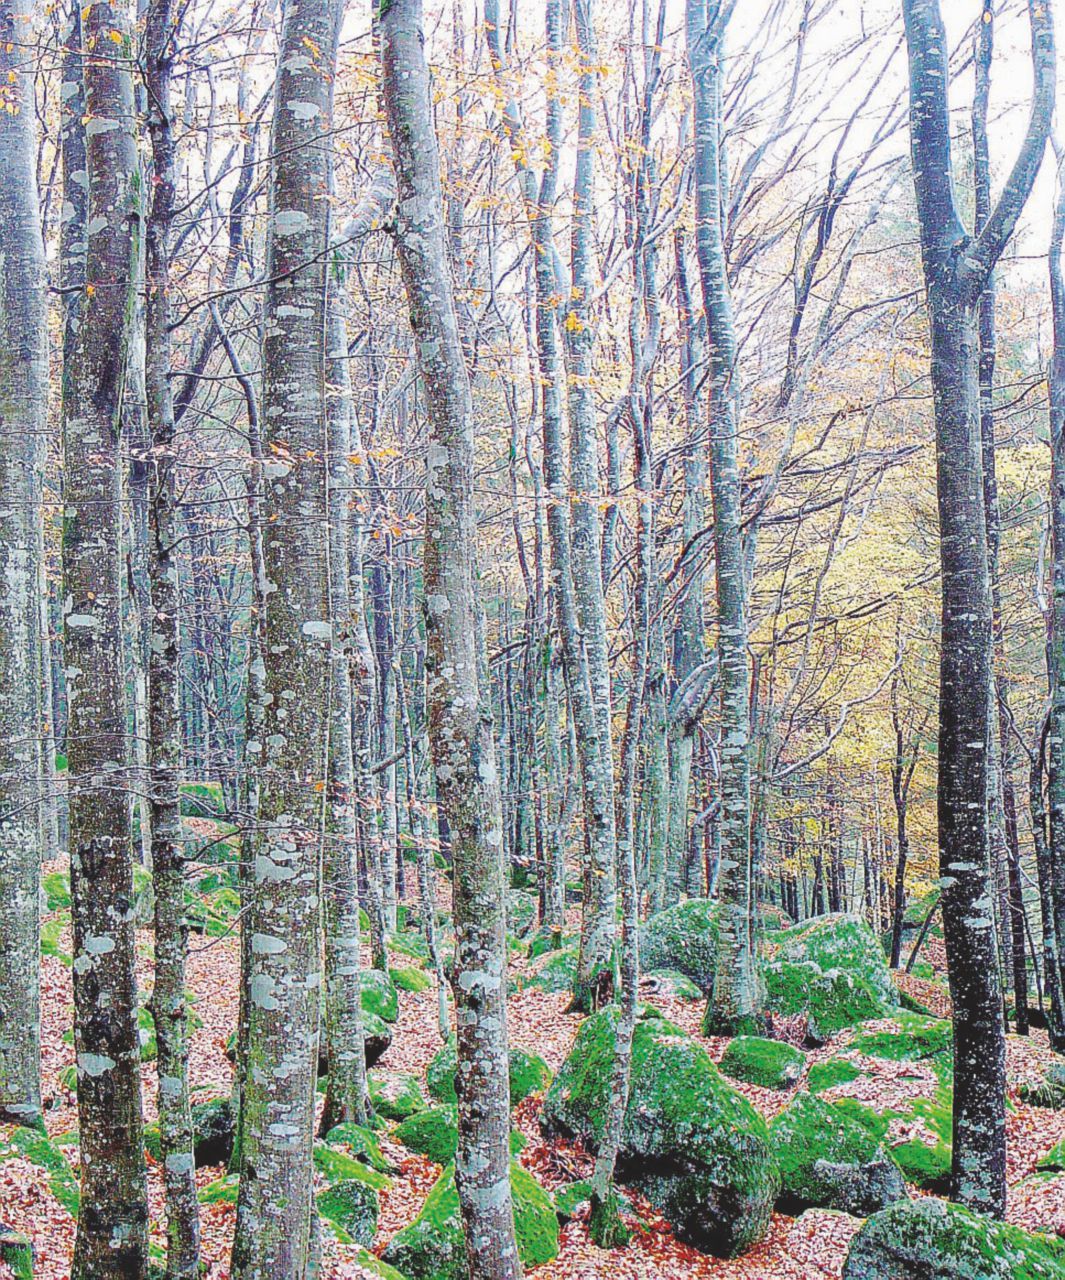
902,0 -> 1055,1217
379,0 -> 522,1274
63,0 -> 150,1272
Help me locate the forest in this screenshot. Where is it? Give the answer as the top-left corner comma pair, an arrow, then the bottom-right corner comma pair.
2,0 -> 1065,1276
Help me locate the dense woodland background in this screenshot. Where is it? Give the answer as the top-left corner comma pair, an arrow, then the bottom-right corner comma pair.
2,0 -> 1065,1276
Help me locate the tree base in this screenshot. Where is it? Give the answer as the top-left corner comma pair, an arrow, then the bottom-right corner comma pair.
588,1189 -> 632,1249
701,1006 -> 766,1038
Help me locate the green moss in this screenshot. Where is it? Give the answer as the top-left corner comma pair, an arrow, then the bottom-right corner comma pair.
40,913 -> 72,966
323,1122 -> 392,1173
527,926 -> 575,961
808,1057 -> 862,1093
889,1137 -> 951,1191
640,899 -> 720,994
644,969 -> 704,1000
541,1004 -> 779,1257
765,961 -> 886,1040
770,1091 -> 899,1212
719,1036 -> 805,1090
361,969 -> 399,1024
830,1097 -> 892,1142
427,1036 -> 551,1107
368,1070 -> 424,1121
313,1144 -> 390,1191
391,965 -> 432,993
43,870 -> 71,910
0,1230 -> 33,1280
382,1161 -> 559,1278
1,1128 -> 80,1217
316,1176 -> 379,1246
842,1196 -> 1065,1280
1019,1061 -> 1065,1110
554,1179 -> 593,1221
198,1173 -> 239,1205
525,945 -> 579,994
850,1014 -> 952,1062
1037,1135 -> 1065,1172
776,914 -> 895,1007
352,1249 -> 407,1280
395,1106 -> 459,1164
389,931 -> 431,963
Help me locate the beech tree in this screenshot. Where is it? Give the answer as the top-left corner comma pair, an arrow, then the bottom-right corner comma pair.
901,0 -> 1055,1216
0,0 -> 47,1135
230,0 -> 342,1269
379,0 -> 522,1274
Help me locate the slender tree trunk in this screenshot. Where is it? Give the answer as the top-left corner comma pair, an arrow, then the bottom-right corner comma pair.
379,2 -> 522,1274
63,0 -> 149,1271
0,0 -> 47,1134
230,0 -> 341,1268
688,0 -> 761,1035
144,0 -> 200,1271
902,0 -> 1055,1217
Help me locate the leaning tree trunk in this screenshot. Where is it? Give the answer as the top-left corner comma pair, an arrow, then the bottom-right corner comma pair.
63,0 -> 150,1272
688,0 -> 762,1036
902,0 -> 1055,1217
0,0 -> 47,1135
379,1 -> 522,1275
144,0 -> 200,1271
230,0 -> 342,1270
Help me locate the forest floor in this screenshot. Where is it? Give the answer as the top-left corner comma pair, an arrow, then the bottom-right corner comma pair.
3,864 -> 1065,1279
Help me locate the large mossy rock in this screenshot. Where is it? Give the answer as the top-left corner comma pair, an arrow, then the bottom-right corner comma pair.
144,1097 -> 235,1169
316,1175 -> 379,1246
540,1005 -> 779,1257
842,1197 -> 1065,1279
640,899 -> 719,995
394,1105 -> 526,1166
382,1161 -> 559,1279
770,1092 -> 906,1216
363,1010 -> 394,1069
1020,1060 -> 1065,1110
368,1070 -> 425,1121
525,945 -> 578,994
719,1036 -> 805,1090
427,1035 -> 551,1107
765,914 -> 896,1041
361,969 -> 399,1024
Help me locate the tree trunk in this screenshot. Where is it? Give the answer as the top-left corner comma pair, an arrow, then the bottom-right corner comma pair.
0,0 -> 47,1134
230,0 -> 341,1268
63,0 -> 150,1271
379,1 -> 522,1274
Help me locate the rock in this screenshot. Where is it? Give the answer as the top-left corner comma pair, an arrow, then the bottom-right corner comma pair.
1037,1135 -> 1065,1173
1020,1060 -> 1065,1110
361,969 -> 399,1024
506,889 -> 538,939
849,1013 -> 952,1062
316,1176 -> 379,1246
313,1144 -> 390,1192
382,1161 -> 559,1279
771,1092 -> 906,1216
640,899 -> 719,995
394,1105 -> 526,1166
719,1036 -> 806,1090
363,1011 -> 393,1069
368,1070 -> 424,1121
190,1097 -> 235,1168
427,1035 -> 551,1107
842,1197 -> 1065,1279
390,965 -> 432,993
808,1057 -> 862,1093
525,945 -> 578,994
322,1122 -> 393,1173
641,969 -> 704,1001
527,926 -> 575,961
0,1227 -> 33,1280
765,914 -> 896,1043
540,1004 -> 779,1257
889,1138 -> 951,1192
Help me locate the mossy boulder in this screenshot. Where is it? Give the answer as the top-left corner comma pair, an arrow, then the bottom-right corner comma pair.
361,969 -> 399,1024
427,1035 -> 551,1107
766,914 -> 896,1043
317,1176 -> 379,1246
525,945 -> 578,994
368,1070 -> 425,1121
313,1144 -> 390,1192
390,965 -> 432,993
640,899 -> 719,995
1037,1135 -> 1065,1173
842,1197 -> 1065,1279
643,969 -> 704,1001
527,926 -> 575,962
719,1036 -> 805,1090
189,1097 -> 235,1168
0,1128 -> 80,1217
363,1011 -> 394,1069
506,889 -> 538,939
382,1161 -> 559,1279
808,1058 -> 862,1094
323,1122 -> 393,1173
198,1173 -> 239,1205
770,1092 -> 906,1216
540,1004 -> 779,1257
850,1013 -> 952,1062
394,1105 -> 526,1165
1020,1060 -> 1065,1110
890,1138 -> 951,1192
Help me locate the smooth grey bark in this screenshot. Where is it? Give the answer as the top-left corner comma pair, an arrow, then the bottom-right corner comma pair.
687,0 -> 762,1035
230,0 -> 342,1268
0,0 -> 47,1134
379,1 -> 522,1275
1046,139 -> 1065,1054
63,0 -> 150,1272
144,0 -> 200,1271
902,0 -> 1055,1216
